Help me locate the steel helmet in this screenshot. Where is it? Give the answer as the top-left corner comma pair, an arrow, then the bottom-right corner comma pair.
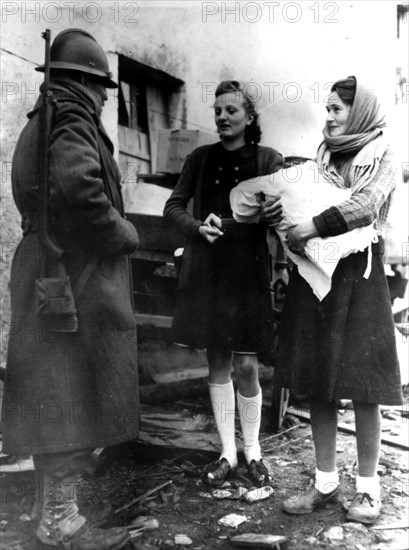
35,28 -> 118,88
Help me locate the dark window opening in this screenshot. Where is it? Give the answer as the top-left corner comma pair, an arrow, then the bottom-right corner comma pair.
118,79 -> 149,133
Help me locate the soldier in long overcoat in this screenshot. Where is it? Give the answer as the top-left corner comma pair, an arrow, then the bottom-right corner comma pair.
2,29 -> 139,550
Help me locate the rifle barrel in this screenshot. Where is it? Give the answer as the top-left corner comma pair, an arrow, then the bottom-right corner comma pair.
38,29 -> 63,261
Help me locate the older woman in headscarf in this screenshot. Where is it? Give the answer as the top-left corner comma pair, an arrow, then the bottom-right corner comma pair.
275,76 -> 403,524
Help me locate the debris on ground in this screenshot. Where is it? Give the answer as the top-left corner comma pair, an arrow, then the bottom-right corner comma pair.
212,487 -> 247,500
218,513 -> 248,528
128,516 -> 160,531
174,533 -> 193,545
243,486 -> 274,503
0,386 -> 408,549
230,533 -> 287,548
323,525 -> 344,541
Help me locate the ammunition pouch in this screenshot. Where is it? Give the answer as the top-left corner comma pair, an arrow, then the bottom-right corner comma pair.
34,250 -> 99,333
35,256 -> 78,332
35,275 -> 78,332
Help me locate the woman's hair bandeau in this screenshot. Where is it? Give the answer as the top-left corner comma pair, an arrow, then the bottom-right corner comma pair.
331,76 -> 357,106
215,80 -> 261,144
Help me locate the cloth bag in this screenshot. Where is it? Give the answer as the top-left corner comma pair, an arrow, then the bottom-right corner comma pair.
229,160 -> 376,300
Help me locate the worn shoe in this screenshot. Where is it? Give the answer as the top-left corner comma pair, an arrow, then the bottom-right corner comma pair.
346,492 -> 381,524
205,458 -> 234,487
247,459 -> 270,487
37,521 -> 130,550
282,485 -> 339,515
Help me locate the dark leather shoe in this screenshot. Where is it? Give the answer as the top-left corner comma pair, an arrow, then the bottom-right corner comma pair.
346,492 -> 381,524
205,458 -> 234,487
282,485 -> 339,515
247,459 -> 270,487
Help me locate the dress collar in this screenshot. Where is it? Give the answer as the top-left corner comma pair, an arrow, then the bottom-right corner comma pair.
218,141 -> 256,159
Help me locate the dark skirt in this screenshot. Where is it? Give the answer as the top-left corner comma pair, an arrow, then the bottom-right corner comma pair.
172,226 -> 274,353
275,241 -> 403,406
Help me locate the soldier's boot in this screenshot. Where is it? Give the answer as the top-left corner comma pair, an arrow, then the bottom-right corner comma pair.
36,472 -> 129,550
32,458 -> 113,528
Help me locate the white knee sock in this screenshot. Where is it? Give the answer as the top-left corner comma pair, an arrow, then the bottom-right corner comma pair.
208,382 -> 238,468
315,467 -> 339,494
356,475 -> 381,499
237,390 -> 262,464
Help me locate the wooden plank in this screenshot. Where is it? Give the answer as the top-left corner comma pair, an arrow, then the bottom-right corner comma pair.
138,405 -> 219,454
140,377 -> 208,405
130,249 -> 175,263
118,125 -> 151,161
134,313 -> 173,328
137,173 -> 179,189
139,347 -> 208,384
146,84 -> 170,173
287,407 -> 409,450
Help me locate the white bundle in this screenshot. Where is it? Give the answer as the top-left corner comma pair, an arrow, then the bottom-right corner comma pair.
230,160 -> 376,300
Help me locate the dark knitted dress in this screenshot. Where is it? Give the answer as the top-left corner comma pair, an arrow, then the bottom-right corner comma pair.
172,142 -> 274,353
275,152 -> 403,406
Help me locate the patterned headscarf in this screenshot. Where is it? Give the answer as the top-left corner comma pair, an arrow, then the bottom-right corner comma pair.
317,77 -> 387,193
321,77 -> 386,154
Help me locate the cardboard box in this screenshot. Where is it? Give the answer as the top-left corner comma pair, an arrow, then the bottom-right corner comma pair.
156,129 -> 216,174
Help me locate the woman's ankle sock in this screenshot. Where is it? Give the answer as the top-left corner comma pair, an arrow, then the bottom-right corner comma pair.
315,467 -> 339,494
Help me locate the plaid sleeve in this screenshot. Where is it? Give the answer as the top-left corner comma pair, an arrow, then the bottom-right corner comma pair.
313,148 -> 398,238
313,206 -> 348,237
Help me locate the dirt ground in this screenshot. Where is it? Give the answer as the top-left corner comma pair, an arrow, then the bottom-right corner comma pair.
1,385 -> 408,550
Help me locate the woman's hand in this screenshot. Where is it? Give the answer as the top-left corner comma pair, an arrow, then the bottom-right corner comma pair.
287,220 -> 319,256
199,213 -> 224,244
260,196 -> 282,226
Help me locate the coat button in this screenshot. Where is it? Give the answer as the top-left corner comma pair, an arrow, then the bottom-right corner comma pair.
234,179 -> 239,183
234,166 -> 239,171
218,166 -> 223,171
215,180 -> 220,184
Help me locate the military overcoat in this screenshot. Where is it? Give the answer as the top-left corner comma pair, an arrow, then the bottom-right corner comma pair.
2,77 -> 140,455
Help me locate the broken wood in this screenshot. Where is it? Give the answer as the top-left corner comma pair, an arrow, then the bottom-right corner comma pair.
115,480 -> 172,515
230,533 -> 287,549
259,424 -> 302,444
287,407 -> 409,450
264,433 -> 311,453
138,405 -> 220,456
372,523 -> 409,530
139,377 -> 208,404
134,313 -> 173,328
